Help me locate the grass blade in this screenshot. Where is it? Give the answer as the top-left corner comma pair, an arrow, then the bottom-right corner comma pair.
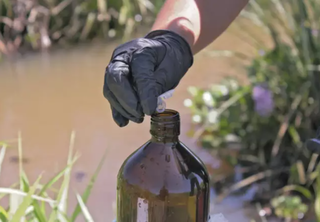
80,12 -> 96,41
307,153 -> 318,174
18,131 -> 23,191
70,148 -> 108,221
271,87 -> 306,156
21,171 -> 30,193
11,174 -> 42,222
216,167 -> 290,202
0,188 -> 56,204
279,184 -> 313,200
0,205 -> 8,221
0,144 -> 7,176
17,132 -> 31,195
9,193 -> 23,219
48,131 -> 76,222
76,193 -> 94,222
288,125 -> 302,146
0,182 -> 18,200
32,201 -> 47,222
296,160 -> 307,184
38,154 -> 79,196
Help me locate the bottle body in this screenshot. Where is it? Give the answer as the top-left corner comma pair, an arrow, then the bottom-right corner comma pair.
116,110 -> 210,222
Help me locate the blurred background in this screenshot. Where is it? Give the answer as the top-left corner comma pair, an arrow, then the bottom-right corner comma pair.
1,0 -> 320,221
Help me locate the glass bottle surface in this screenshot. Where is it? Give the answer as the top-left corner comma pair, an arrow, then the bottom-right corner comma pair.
116,109 -> 210,222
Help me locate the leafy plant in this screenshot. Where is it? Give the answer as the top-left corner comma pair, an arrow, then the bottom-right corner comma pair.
271,195 -> 308,220
0,0 -> 163,57
0,131 -> 108,221
185,0 -> 320,219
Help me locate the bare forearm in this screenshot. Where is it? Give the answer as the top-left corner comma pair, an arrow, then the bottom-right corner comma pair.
151,0 -> 248,55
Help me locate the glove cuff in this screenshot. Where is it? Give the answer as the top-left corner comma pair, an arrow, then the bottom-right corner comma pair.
145,30 -> 194,68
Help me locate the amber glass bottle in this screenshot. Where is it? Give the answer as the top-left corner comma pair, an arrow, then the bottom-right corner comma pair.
116,109 -> 210,222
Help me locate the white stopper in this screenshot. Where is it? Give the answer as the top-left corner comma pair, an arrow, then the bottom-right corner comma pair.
156,89 -> 175,113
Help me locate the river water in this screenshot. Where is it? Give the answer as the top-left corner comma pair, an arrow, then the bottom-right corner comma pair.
0,26 -> 261,221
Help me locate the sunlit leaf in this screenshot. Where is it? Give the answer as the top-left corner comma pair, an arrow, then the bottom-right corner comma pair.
280,185 -> 313,200
71,147 -> 108,221
0,188 -> 55,204
0,144 -> 7,177
48,131 -> 77,222
32,201 -> 47,222
0,205 -> 8,222
76,193 -> 94,222
38,155 -> 79,196
11,175 -> 42,222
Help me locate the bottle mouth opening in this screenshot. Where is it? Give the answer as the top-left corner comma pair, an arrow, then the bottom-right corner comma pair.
151,109 -> 180,123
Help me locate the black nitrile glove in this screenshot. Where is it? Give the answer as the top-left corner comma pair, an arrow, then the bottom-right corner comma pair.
103,30 -> 193,127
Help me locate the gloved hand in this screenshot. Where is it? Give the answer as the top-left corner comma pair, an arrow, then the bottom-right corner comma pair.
103,30 -> 194,127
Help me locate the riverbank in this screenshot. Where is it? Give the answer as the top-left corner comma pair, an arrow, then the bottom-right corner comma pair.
2,0 -> 320,220
0,0 -> 163,60
0,22 -> 263,220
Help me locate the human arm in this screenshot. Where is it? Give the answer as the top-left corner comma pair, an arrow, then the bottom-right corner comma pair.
104,0 -> 248,127
152,0 -> 249,54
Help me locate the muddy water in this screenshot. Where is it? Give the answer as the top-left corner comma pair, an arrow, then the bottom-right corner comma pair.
0,25 -> 260,221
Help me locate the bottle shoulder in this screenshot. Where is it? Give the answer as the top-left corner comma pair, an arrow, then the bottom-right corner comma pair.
118,140 -> 210,195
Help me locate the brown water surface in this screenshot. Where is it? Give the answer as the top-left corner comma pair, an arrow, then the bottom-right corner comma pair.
0,24 -> 259,221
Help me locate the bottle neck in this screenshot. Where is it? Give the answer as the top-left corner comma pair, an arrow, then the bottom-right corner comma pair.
150,109 -> 180,143
151,135 -> 179,143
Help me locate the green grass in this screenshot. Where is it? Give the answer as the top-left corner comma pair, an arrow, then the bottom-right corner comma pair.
0,131 -> 108,222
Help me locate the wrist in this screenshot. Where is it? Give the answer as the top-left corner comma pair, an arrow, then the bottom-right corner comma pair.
151,18 -> 195,54
145,29 -> 194,68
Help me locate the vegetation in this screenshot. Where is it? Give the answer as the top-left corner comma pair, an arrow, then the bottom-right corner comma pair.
0,0 -> 164,59
185,0 -> 320,220
271,195 -> 308,220
3,0 -> 320,220
0,131 -> 108,222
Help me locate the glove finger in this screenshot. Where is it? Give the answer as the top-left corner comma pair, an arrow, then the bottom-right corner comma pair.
103,76 -> 143,126
131,48 -> 163,115
111,106 -> 129,127
106,60 -> 144,119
